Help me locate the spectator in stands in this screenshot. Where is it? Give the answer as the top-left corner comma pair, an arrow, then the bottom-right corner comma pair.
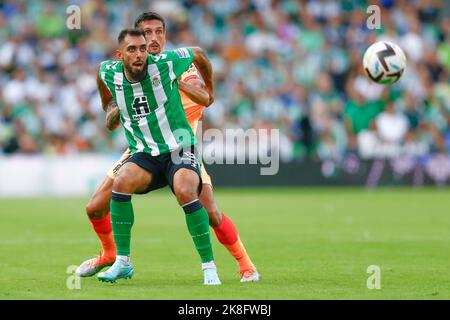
0,0 -> 447,160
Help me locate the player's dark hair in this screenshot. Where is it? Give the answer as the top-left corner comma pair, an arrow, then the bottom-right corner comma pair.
134,12 -> 166,30
117,28 -> 145,45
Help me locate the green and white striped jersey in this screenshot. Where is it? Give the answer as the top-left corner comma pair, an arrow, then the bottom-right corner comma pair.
99,48 -> 196,156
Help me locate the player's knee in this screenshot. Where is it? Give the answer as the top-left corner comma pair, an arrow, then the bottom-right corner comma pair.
85,198 -> 108,218
174,183 -> 198,205
112,174 -> 132,194
86,190 -> 109,217
85,201 -> 96,217
173,170 -> 200,204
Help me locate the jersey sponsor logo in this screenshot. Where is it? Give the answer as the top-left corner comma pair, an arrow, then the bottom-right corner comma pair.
115,84 -> 123,91
174,48 -> 190,58
132,96 -> 151,120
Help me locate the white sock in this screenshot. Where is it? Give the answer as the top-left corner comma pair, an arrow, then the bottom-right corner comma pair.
202,261 -> 216,271
117,255 -> 130,264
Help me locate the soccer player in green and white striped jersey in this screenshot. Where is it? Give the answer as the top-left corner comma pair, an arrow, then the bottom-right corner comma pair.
99,48 -> 195,156
96,28 -> 220,285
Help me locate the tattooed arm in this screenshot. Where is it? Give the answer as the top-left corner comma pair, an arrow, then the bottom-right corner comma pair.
105,100 -> 120,131
97,70 -> 120,131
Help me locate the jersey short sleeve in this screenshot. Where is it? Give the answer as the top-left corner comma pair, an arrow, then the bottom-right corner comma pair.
98,60 -> 110,83
159,48 -> 194,78
98,60 -> 121,84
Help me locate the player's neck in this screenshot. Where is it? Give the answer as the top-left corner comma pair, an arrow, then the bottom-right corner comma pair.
124,66 -> 147,83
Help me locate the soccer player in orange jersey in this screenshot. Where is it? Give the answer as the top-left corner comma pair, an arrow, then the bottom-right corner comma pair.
76,12 -> 260,282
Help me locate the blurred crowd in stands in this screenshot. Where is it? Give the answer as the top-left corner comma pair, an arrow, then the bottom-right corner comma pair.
0,0 -> 449,162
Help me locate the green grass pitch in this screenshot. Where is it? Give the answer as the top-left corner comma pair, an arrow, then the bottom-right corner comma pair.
1,187 -> 450,299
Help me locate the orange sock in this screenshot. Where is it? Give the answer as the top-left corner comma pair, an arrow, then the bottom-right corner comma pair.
224,238 -> 255,272
96,232 -> 116,260
88,212 -> 116,260
213,213 -> 255,272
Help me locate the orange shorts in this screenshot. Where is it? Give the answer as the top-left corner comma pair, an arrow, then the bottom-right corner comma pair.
106,148 -> 132,179
107,148 -> 212,186
200,164 -> 212,186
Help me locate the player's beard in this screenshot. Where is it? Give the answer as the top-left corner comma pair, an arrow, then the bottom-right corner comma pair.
125,62 -> 147,82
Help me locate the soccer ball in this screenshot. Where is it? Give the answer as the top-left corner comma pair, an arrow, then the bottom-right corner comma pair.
362,41 -> 406,85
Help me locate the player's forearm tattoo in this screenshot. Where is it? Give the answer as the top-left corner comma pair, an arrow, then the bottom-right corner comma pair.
106,100 -> 120,130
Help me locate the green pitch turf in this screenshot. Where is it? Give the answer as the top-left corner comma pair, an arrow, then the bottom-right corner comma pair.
1,187 -> 450,300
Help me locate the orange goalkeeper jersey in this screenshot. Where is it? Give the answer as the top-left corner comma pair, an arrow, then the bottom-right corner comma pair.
179,64 -> 205,133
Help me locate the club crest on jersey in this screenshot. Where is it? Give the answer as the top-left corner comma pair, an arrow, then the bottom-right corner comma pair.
151,76 -> 161,87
